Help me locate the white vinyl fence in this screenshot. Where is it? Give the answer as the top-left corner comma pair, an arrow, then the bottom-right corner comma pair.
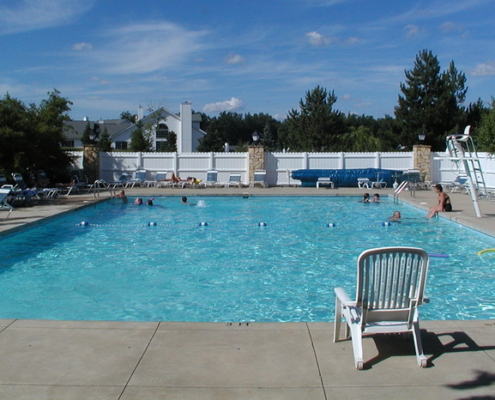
67,150 -> 495,188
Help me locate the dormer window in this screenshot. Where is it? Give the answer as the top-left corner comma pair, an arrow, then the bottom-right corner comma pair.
156,123 -> 169,138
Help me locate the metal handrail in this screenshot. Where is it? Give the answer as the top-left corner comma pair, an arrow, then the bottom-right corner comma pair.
394,180 -> 409,204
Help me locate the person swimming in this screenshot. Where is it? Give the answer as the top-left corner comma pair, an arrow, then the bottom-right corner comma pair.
389,210 -> 401,221
181,196 -> 195,206
115,190 -> 128,203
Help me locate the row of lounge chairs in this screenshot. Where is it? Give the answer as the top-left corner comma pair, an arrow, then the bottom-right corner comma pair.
124,170 -> 268,189
1,172 -> 58,218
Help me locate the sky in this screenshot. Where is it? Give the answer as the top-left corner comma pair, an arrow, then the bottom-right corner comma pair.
1,0 -> 494,122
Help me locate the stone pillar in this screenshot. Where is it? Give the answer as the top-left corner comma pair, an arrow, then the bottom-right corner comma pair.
413,144 -> 431,182
248,145 -> 265,182
83,145 -> 100,183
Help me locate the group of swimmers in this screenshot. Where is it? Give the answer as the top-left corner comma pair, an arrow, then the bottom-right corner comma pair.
361,193 -> 381,203
115,190 -> 195,206
362,183 -> 452,221
116,182 -> 452,219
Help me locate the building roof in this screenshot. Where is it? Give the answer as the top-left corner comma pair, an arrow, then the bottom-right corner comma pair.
63,119 -> 133,141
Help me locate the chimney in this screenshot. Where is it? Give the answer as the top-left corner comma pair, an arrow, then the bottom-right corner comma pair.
179,102 -> 192,153
137,105 -> 144,121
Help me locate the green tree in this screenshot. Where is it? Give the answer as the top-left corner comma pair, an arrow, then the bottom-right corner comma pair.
120,111 -> 136,123
129,121 -> 153,151
260,122 -> 276,151
0,93 -> 31,173
395,50 -> 467,150
98,127 -> 112,152
476,99 -> 495,153
340,126 -> 382,151
197,129 -> 225,152
0,90 -> 73,182
283,86 -> 345,151
81,122 -> 92,146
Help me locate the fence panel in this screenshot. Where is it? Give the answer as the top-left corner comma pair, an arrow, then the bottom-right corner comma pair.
97,151 -> 418,186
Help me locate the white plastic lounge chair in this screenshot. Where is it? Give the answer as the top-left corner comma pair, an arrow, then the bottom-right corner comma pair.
144,171 -> 164,187
200,170 -> 220,188
11,173 -> 40,202
11,172 -> 28,190
225,173 -> 242,188
0,174 -> 9,188
118,173 -> 132,188
449,176 -> 469,193
129,169 -> 147,187
371,172 -> 387,189
334,246 -> 430,370
0,187 -> 14,217
249,170 -> 267,188
316,177 -> 334,189
156,172 -> 175,188
357,178 -> 370,189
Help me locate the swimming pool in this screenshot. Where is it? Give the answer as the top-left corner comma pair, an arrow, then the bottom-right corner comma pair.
1,196 -> 494,322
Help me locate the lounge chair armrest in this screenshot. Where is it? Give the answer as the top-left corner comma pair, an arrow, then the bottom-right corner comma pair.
334,287 -> 352,305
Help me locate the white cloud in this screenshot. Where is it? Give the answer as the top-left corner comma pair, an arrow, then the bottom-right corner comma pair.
471,61 -> 495,76
439,21 -> 464,34
203,97 -> 244,114
345,37 -> 359,45
72,42 -> 93,51
225,54 -> 245,65
91,76 -> 110,85
0,0 -> 93,35
306,31 -> 334,46
404,24 -> 421,37
90,22 -> 208,75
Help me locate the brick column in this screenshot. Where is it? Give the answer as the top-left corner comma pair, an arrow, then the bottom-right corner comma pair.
248,145 -> 265,182
83,145 -> 100,183
413,144 -> 431,182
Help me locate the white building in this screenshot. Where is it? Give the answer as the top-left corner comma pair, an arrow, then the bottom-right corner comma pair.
64,102 -> 206,152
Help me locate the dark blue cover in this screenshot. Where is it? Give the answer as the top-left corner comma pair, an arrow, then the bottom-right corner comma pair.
291,168 -> 403,187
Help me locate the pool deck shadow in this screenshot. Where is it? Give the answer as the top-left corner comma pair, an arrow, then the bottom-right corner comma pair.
1,186 -> 495,399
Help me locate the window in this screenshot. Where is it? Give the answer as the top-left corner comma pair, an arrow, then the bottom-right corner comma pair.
156,123 -> 169,139
63,140 -> 74,147
115,141 -> 128,150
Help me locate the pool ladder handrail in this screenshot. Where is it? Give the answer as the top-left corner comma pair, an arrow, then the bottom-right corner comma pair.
91,180 -> 116,198
394,180 -> 410,203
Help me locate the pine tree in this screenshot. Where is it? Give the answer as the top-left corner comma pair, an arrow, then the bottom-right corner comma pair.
81,122 -> 92,146
260,122 -> 276,151
284,86 -> 345,151
477,99 -> 495,153
395,50 -> 467,151
130,121 -> 152,152
197,129 -> 225,152
98,127 -> 112,152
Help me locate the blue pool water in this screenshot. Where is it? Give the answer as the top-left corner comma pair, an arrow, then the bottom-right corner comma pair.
1,196 -> 495,322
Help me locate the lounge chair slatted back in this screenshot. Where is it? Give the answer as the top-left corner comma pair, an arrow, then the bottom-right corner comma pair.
357,248 -> 427,326
334,246 -> 429,369
250,170 -> 267,188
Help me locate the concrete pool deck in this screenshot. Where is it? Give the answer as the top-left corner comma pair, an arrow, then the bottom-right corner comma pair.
1,186 -> 495,399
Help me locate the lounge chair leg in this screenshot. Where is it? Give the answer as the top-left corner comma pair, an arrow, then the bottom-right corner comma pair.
333,297 -> 342,342
412,322 -> 427,367
350,328 -> 364,370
